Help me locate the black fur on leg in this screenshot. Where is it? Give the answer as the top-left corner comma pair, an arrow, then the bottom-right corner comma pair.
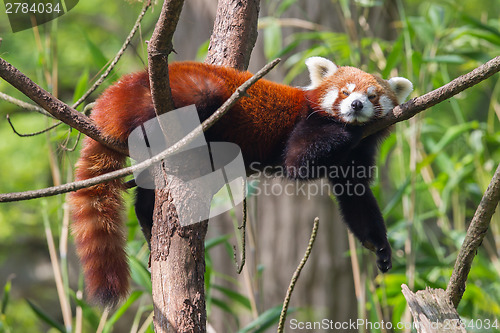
134,187 -> 155,248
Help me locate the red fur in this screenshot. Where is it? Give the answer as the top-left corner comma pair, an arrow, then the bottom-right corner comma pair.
69,62 -> 308,306
70,60 -> 409,306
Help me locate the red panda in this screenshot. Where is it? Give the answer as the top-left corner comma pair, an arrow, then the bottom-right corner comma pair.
69,57 -> 413,307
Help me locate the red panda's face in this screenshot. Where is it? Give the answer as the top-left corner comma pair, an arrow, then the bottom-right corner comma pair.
304,57 -> 413,124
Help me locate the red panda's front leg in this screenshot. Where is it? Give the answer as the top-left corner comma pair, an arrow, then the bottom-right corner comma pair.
283,116 -> 363,179
329,136 -> 392,272
284,115 -> 392,272
332,179 -> 392,272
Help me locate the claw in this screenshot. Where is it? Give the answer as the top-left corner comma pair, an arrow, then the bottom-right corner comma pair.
376,246 -> 392,273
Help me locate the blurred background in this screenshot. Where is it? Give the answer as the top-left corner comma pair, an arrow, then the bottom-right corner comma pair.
0,0 -> 499,332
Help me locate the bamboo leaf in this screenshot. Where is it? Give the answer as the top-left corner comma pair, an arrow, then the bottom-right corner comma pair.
26,299 -> 65,333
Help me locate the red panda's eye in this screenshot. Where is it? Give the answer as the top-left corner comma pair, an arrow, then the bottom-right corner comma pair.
368,95 -> 376,100
342,91 -> 349,96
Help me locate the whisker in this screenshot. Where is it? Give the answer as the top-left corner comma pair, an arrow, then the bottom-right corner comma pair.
306,109 -> 323,119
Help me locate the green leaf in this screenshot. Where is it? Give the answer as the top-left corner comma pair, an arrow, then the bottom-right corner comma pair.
103,291 -> 143,333
83,32 -> 108,69
429,122 -> 477,152
70,291 -> 101,329
196,39 -> 210,62
428,4 -> 444,30
383,176 -> 411,218
276,0 -> 298,16
262,18 -> 283,60
1,278 -> 11,315
210,297 -> 240,327
461,13 -> 500,38
423,55 -> 465,64
72,70 -> 89,111
213,285 -> 251,310
237,305 -> 288,333
129,256 -> 152,294
383,35 -> 404,77
205,234 -> 232,251
26,299 -> 65,333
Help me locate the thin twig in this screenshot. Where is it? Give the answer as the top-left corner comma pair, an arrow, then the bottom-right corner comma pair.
0,57 -> 129,155
2,2 -> 150,140
59,105 -> 91,152
60,131 -> 81,152
446,162 -> 500,308
0,58 -> 281,203
0,91 -> 54,118
277,217 -> 319,333
72,0 -> 151,108
233,179 -> 247,274
6,114 -> 62,137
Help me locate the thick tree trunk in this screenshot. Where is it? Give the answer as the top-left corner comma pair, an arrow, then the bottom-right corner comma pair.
152,172 -> 209,332
205,0 -> 260,70
150,0 -> 260,332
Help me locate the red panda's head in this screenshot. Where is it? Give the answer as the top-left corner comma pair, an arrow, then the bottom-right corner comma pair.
304,57 -> 413,124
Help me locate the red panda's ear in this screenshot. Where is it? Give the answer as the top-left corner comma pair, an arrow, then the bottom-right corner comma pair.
387,77 -> 413,104
305,57 -> 338,90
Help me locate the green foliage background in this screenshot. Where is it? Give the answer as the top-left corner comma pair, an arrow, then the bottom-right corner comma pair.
0,0 -> 499,331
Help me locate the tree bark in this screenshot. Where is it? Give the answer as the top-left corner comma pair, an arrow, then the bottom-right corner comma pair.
446,162 -> 500,308
152,171 -> 209,332
402,284 -> 466,333
150,0 -> 260,331
205,0 -> 260,70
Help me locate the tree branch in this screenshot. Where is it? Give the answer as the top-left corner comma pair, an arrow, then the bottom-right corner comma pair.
0,57 -> 129,155
205,0 -> 260,70
0,59 -> 281,203
446,162 -> 500,308
0,91 -> 54,118
73,0 -> 152,108
2,3 -> 150,141
6,114 -> 61,137
277,217 -> 320,333
363,55 -> 500,137
147,0 -> 184,118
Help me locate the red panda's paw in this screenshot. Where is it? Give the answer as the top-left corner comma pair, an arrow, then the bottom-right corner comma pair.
363,239 -> 392,273
376,245 -> 392,273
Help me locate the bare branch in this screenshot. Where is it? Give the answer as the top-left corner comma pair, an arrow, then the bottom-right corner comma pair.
402,285 -> 466,332
1,3 -> 150,145
364,55 -> 500,137
0,57 -> 129,155
446,162 -> 500,308
205,0 -> 260,70
0,59 -> 281,203
147,0 -> 184,117
6,114 -> 62,137
0,91 -> 54,118
233,179 -> 247,274
277,217 -> 320,333
73,0 -> 152,108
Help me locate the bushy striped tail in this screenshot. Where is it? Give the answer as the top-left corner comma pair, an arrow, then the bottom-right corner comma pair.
69,137 -> 129,307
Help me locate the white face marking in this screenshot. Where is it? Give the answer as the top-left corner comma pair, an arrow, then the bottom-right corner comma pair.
339,92 -> 374,123
320,88 -> 339,115
367,86 -> 376,95
379,95 -> 395,115
346,83 -> 356,93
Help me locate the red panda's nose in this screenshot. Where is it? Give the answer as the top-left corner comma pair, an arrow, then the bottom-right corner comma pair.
351,100 -> 363,111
